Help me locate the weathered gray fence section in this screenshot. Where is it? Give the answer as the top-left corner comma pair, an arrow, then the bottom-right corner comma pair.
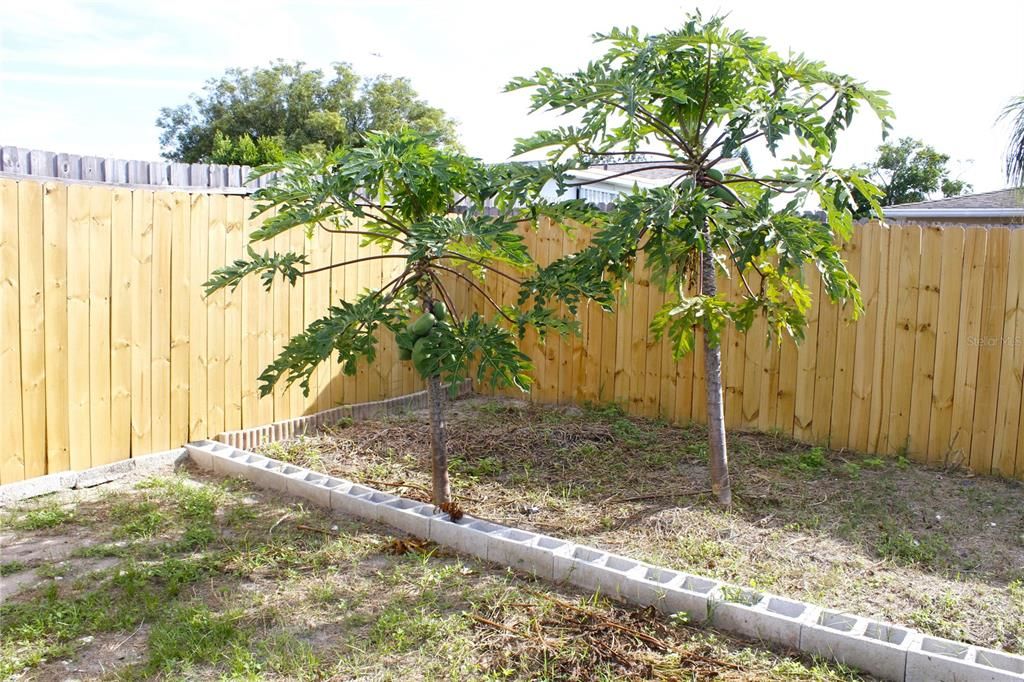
0,145 -> 276,193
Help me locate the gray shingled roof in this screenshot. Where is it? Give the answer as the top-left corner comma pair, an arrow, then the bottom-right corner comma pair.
887,189 -> 1024,211
586,161 -> 683,180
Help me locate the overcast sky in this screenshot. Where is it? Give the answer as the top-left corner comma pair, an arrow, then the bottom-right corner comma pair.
2,0 -> 1022,192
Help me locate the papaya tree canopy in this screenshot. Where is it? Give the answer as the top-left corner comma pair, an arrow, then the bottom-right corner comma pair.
507,12 -> 893,504
203,129 -> 567,398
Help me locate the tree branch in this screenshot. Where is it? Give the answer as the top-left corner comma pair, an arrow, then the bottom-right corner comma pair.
300,254 -> 410,277
317,226 -> 411,248
596,97 -> 696,159
427,270 -> 462,325
564,165 -> 692,187
433,264 -> 515,324
353,192 -> 410,235
441,252 -> 525,284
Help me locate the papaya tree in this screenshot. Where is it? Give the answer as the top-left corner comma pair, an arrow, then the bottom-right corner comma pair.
508,13 -> 893,506
203,130 -> 562,505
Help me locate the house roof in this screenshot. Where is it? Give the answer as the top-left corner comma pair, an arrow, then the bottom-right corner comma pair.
583,161 -> 683,181
884,189 -> 1024,219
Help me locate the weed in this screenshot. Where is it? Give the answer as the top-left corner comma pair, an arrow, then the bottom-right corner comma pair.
259,633 -> 323,679
111,499 -> 166,539
719,586 -> 762,605
582,401 -> 625,419
611,418 -> 648,445
35,562 -> 70,579
156,477 -> 225,521
263,437 -> 323,469
172,524 -> 217,551
0,561 -> 27,576
863,456 -> 886,468
876,524 -> 948,566
141,604 -> 246,676
451,455 -> 503,478
225,503 -> 258,526
840,462 -> 861,478
8,504 -> 74,531
783,446 -> 827,474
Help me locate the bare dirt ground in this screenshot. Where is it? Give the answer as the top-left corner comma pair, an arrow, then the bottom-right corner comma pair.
1,459 -> 870,681
262,395 -> 1024,657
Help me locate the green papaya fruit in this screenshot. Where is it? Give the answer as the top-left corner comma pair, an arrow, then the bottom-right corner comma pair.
411,336 -> 431,374
408,312 -> 436,338
398,346 -> 413,361
432,300 -> 448,321
706,168 -> 725,182
395,331 -> 414,352
710,184 -> 738,206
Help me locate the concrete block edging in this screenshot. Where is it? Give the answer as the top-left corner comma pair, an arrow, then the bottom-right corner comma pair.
183,440 -> 1024,682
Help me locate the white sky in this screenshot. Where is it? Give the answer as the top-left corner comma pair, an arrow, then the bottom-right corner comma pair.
1,0 -> 1022,192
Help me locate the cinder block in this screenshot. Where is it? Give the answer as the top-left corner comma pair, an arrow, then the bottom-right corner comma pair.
246,459 -> 285,489
212,449 -> 268,478
801,612 -> 916,682
710,589 -> 816,649
284,470 -> 337,507
326,484 -> 400,522
907,635 -> 1024,682
631,565 -> 683,608
630,567 -> 721,624
260,463 -> 306,492
552,545 -> 609,590
490,534 -> 575,581
377,499 -> 435,537
428,515 -> 505,559
457,519 -> 506,559
589,553 -> 647,601
972,647 -> 1024,681
485,528 -> 543,575
662,574 -> 719,624
184,441 -> 219,470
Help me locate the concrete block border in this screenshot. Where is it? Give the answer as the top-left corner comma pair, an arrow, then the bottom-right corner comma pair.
214,380 -> 473,450
0,448 -> 188,505
183,439 -> 1024,682
0,385 -> 471,505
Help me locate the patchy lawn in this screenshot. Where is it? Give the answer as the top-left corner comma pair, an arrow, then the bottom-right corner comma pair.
261,396 -> 1024,657
1,464 -> 867,681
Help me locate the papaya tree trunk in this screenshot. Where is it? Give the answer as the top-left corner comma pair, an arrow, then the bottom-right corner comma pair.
701,247 -> 732,507
426,374 -> 452,505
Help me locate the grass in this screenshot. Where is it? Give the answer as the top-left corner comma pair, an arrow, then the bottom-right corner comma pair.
274,395 -> 1024,656
0,561 -> 26,576
2,502 -> 75,531
1,469 -> 868,681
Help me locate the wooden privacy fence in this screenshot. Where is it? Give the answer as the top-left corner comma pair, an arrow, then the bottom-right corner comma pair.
1,178 -> 419,484
481,218 -> 1024,481
1,176 -> 1022,483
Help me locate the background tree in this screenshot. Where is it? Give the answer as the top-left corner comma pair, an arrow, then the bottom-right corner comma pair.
509,13 -> 892,506
203,130 -> 561,504
852,137 -> 970,216
999,96 -> 1024,187
209,131 -> 285,166
158,60 -> 459,164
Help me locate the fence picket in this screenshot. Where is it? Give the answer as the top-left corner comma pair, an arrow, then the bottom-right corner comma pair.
0,179 -> 25,484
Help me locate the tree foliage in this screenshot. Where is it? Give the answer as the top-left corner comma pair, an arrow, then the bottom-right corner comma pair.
158,60 -> 459,163
1000,96 -> 1024,187
507,12 -> 892,504
852,137 -> 970,216
510,13 -> 892,354
203,129 -> 560,398
209,131 -> 285,166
